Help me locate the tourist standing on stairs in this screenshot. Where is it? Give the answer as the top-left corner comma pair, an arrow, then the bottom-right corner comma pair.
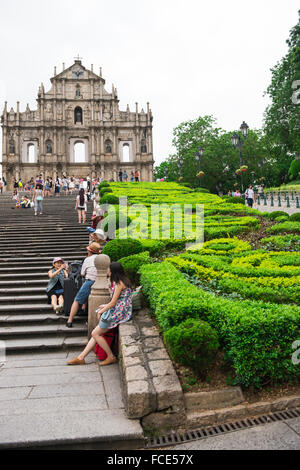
67,262 -> 133,366
32,184 -> 44,216
75,188 -> 88,224
46,258 -> 69,313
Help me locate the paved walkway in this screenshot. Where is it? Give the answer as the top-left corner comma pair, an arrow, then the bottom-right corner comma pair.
164,417 -> 300,450
253,200 -> 299,215
0,193 -> 143,449
0,349 -> 143,449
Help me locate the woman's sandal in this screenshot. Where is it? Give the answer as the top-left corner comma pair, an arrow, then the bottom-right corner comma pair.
67,357 -> 85,365
99,357 -> 118,366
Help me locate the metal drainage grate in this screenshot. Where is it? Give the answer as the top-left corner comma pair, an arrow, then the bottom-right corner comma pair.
145,407 -> 300,448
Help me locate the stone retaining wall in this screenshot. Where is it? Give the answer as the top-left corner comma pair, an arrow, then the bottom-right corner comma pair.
118,309 -> 186,431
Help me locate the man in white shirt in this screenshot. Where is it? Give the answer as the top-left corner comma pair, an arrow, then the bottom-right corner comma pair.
66,242 -> 100,327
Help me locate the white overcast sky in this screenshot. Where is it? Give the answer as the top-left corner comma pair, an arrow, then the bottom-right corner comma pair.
0,0 -> 299,171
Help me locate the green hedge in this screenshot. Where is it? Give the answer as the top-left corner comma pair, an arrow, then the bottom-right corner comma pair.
164,318 -> 219,375
103,238 -> 144,261
118,251 -> 151,285
139,261 -> 300,387
99,187 -> 113,197
290,213 -> 300,222
100,194 -> 119,205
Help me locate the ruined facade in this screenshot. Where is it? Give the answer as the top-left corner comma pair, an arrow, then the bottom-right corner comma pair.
1,59 -> 154,189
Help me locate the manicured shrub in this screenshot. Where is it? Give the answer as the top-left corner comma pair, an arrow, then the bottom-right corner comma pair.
103,238 -> 144,261
222,196 -> 245,205
274,215 -> 290,222
164,318 -> 219,376
100,207 -> 131,236
266,221 -> 300,234
290,213 -> 300,222
139,239 -> 165,257
99,187 -> 113,197
139,261 -> 300,387
267,211 -> 290,220
100,194 -> 119,205
98,181 -> 110,189
194,188 -> 210,193
260,235 -> 300,251
118,251 -> 151,285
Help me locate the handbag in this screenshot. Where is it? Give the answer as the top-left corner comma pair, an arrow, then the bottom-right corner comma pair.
132,286 -> 143,311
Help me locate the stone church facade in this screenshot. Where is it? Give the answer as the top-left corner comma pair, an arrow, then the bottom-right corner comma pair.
1,59 -> 154,189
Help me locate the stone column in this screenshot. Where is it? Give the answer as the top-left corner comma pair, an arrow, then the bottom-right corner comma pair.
88,254 -> 111,338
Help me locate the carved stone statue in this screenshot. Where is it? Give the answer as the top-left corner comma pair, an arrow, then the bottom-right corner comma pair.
9,140 -> 15,154
105,141 -> 112,153
46,141 -> 52,153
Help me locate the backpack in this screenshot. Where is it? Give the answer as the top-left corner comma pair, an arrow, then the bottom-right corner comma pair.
94,328 -> 118,360
68,260 -> 83,290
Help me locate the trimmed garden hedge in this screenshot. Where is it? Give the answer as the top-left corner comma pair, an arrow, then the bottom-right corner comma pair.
139,261 -> 300,387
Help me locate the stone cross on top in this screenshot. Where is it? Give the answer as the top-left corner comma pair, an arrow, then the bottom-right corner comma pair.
74,54 -> 83,63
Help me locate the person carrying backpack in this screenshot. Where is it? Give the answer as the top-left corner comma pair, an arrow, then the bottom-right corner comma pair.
66,242 -> 101,327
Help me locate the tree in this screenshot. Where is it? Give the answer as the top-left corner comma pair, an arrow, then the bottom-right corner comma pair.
264,11 -> 300,156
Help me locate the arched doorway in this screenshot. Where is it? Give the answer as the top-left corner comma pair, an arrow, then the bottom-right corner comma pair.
74,141 -> 86,163
28,144 -> 35,163
122,143 -> 130,162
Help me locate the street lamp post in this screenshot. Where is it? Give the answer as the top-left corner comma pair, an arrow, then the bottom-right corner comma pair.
195,146 -> 204,186
231,121 -> 249,193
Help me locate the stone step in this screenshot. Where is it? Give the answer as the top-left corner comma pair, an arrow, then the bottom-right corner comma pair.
0,323 -> 87,340
0,238 -> 90,245
0,295 -> 49,304
0,250 -> 87,258
0,280 -> 48,288
1,256 -> 84,267
0,258 -> 84,268
3,335 -> 88,354
0,313 -> 86,325
0,287 -> 46,295
0,266 -> 58,273
0,242 -> 88,250
0,273 -> 49,279
0,304 -> 54,314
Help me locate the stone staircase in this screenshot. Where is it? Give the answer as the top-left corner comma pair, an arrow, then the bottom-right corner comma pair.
0,193 -> 92,354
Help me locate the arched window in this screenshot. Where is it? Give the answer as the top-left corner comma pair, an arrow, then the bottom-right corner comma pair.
122,143 -> 130,162
45,140 -> 52,154
74,141 -> 86,163
141,139 -> 147,153
28,144 -> 35,163
74,106 -> 83,124
105,140 -> 112,153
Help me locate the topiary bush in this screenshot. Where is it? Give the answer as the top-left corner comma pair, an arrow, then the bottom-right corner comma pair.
100,194 -> 119,205
99,187 -> 113,197
267,211 -> 290,220
290,213 -> 300,222
164,318 -> 219,376
100,207 -> 132,237
118,251 -> 151,285
103,238 -> 144,261
274,215 -> 290,222
222,196 -> 245,205
98,181 -> 110,189
139,239 -> 165,257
